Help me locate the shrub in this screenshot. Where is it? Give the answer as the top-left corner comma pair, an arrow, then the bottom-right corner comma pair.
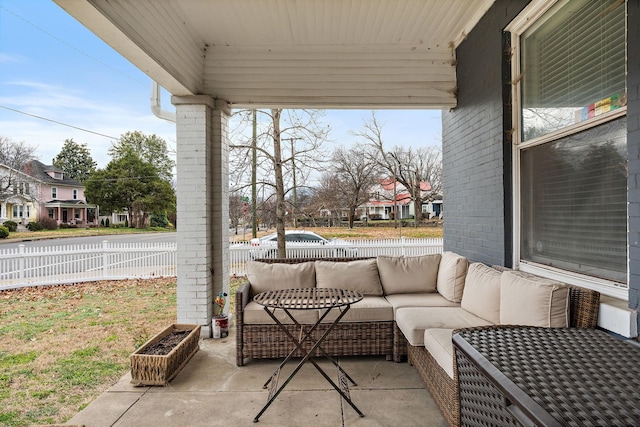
105,218 -> 110,227
60,223 -> 78,229
150,214 -> 169,228
26,222 -> 43,231
124,217 -> 129,228
39,217 -> 58,230
3,220 -> 18,232
0,225 -> 8,239
100,218 -> 105,227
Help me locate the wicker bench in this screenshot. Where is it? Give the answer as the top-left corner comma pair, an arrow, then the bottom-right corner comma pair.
235,257 -> 395,366
401,283 -> 600,427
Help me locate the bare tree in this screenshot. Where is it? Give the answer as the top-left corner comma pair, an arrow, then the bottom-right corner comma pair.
229,192 -> 244,234
230,109 -> 330,257
312,173 -> 345,225
331,145 -> 381,228
353,113 -> 442,224
0,136 -> 38,197
0,136 -> 38,169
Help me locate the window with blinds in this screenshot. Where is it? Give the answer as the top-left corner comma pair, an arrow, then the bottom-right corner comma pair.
521,0 -> 626,141
520,117 -> 627,283
517,0 -> 627,285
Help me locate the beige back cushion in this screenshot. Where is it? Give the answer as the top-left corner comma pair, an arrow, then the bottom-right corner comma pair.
377,254 -> 441,295
315,259 -> 383,296
460,263 -> 502,324
246,261 -> 316,296
500,271 -> 570,328
436,252 -> 469,302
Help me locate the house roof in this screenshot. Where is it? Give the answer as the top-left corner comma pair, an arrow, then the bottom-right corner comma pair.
54,0 -> 496,108
23,160 -> 83,187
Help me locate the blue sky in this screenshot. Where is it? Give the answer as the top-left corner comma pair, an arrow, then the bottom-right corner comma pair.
0,0 -> 442,169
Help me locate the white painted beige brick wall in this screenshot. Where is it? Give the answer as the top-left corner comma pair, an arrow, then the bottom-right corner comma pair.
173,96 -> 230,337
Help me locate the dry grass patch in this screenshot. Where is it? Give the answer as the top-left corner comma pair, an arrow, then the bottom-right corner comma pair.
234,224 -> 444,242
0,278 -> 177,426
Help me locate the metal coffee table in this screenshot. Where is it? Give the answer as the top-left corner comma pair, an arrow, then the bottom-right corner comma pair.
253,287 -> 364,422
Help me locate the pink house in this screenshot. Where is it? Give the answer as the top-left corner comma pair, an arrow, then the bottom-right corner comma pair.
23,160 -> 98,226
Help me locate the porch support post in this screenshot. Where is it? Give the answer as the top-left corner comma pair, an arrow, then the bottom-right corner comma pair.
173,95 -> 230,337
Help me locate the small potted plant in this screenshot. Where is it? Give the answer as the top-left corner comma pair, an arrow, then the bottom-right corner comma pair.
213,292 -> 229,338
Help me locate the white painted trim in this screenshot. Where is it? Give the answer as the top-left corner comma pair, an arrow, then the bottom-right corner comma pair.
598,298 -> 638,338
519,262 -> 628,300
505,0 -> 559,35
519,107 -> 628,150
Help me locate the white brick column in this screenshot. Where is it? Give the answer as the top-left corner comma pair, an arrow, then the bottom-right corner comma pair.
172,95 -> 230,337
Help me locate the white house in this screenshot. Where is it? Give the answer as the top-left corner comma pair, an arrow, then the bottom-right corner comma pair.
0,163 -> 38,225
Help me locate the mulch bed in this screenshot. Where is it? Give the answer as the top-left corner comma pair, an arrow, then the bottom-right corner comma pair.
140,330 -> 191,355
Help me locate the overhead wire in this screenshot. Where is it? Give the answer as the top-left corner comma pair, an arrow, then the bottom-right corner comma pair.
0,2 -> 150,141
0,105 -> 119,140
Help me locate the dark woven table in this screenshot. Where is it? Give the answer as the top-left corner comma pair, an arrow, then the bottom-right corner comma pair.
453,326 -> 640,427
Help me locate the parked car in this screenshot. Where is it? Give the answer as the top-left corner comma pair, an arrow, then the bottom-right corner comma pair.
248,230 -> 358,259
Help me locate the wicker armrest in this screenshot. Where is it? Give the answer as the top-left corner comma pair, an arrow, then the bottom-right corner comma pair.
235,282 -> 251,366
568,286 -> 600,328
235,282 -> 251,312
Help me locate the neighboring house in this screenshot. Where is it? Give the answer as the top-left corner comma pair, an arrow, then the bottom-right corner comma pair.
358,178 -> 435,220
99,210 -> 129,226
0,163 -> 38,225
22,160 -> 98,226
422,200 -> 443,220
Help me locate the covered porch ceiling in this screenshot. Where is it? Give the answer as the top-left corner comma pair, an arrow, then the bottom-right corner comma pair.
54,0 -> 495,109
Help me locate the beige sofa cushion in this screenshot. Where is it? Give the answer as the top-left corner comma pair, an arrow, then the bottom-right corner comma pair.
384,293 -> 459,314
377,254 -> 441,295
246,261 -> 315,296
320,296 -> 393,323
315,259 -> 383,296
243,301 -> 319,324
461,263 -> 502,324
436,252 -> 469,302
423,329 -> 455,379
395,307 -> 492,346
500,271 -> 570,327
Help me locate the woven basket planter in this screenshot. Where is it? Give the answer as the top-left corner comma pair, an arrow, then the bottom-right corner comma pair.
130,324 -> 200,386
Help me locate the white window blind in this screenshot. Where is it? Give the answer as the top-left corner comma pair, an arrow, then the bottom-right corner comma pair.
520,117 -> 627,283
521,0 -> 626,140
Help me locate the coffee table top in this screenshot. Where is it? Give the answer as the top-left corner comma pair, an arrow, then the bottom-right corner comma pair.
254,288 -> 363,310
454,326 -> 640,426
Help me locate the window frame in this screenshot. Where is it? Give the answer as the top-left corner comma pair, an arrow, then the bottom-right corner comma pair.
507,0 -> 629,300
51,187 -> 58,199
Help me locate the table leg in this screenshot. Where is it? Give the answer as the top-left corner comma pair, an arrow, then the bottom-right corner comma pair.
254,306 -> 364,422
262,306 -> 357,388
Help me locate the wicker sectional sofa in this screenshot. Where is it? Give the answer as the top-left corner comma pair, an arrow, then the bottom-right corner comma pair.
235,252 -> 468,366
396,264 -> 601,426
234,254 -> 601,427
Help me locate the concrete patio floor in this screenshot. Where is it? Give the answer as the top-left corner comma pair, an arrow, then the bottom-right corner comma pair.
67,328 -> 445,427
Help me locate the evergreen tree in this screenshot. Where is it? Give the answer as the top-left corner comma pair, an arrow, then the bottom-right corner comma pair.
52,138 -> 97,183
85,151 -> 175,229
108,131 -> 175,181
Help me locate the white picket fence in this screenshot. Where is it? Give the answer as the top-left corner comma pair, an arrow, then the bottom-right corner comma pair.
0,238 -> 443,290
